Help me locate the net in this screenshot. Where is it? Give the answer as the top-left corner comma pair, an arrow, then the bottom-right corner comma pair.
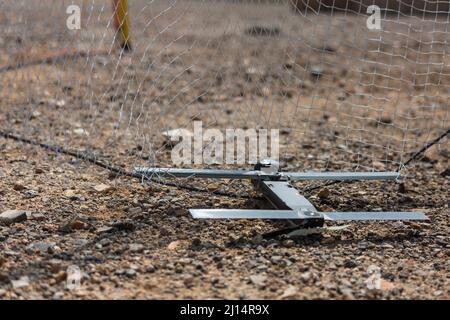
1,0 -> 448,178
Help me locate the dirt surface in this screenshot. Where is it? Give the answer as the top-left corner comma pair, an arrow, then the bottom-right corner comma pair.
0,0 -> 449,299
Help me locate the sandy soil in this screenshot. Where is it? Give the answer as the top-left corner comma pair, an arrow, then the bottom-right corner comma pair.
0,0 -> 448,299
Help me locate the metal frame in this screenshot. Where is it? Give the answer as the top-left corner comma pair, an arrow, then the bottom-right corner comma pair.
134,160 -> 428,226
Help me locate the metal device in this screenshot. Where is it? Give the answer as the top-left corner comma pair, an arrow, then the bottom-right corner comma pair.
134,160 -> 428,227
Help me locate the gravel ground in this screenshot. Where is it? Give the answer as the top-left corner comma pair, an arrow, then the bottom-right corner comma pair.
0,0 -> 448,299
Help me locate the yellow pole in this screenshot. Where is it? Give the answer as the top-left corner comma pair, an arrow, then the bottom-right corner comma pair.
113,0 -> 131,51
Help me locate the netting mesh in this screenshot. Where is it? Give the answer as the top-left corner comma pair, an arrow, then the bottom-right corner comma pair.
1,0 -> 448,175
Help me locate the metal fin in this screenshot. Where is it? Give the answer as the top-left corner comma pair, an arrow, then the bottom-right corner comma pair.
190,209 -> 299,219
323,211 -> 428,221
285,171 -> 400,181
190,209 -> 428,221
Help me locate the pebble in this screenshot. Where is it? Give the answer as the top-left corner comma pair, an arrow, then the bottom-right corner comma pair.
96,226 -> 114,234
112,220 -> 135,231
11,276 -> 30,289
344,259 -> 358,268
23,190 -> 39,198
125,269 -> 137,278
279,285 -> 298,299
317,188 -> 330,199
94,184 -> 112,193
129,243 -> 145,253
26,241 -> 56,254
167,240 -> 181,250
249,274 -> 267,287
0,210 -> 28,225
13,183 -> 26,191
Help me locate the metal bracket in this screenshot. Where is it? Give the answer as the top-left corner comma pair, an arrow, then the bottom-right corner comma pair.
134,160 -> 428,223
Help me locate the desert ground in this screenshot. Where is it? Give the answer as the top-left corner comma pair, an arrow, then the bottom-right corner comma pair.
0,0 -> 448,299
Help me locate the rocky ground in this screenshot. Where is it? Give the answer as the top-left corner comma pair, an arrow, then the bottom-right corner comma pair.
0,0 -> 448,299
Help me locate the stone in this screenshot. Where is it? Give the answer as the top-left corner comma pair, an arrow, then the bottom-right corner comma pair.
372,161 -> 386,171
125,269 -> 137,278
129,243 -> 145,253
13,183 -> 26,191
11,276 -> 30,289
112,220 -> 135,231
279,285 -> 298,299
0,210 -> 28,225
344,259 -> 358,268
73,128 -> 89,136
167,240 -> 181,250
96,226 -> 114,234
339,286 -> 355,299
27,212 -> 45,221
60,217 -> 90,233
23,190 -> 39,198
26,241 -> 56,254
300,272 -> 311,282
93,184 -> 112,193
317,188 -> 330,199
249,274 -> 267,287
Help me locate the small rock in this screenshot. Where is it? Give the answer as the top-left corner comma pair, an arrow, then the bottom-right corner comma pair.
46,99 -> 66,107
344,260 -> 358,268
379,279 -> 395,291
53,292 -> 64,300
440,168 -> 450,177
125,269 -> 137,278
279,285 -> 298,299
282,239 -> 295,248
23,190 -> 39,199
249,274 -> 267,287
433,290 -> 443,297
191,238 -> 202,247
93,184 -> 112,193
270,255 -> 283,264
0,272 -> 10,283
27,212 -> 45,221
64,190 -> 82,201
54,271 -> 67,284
339,286 -> 355,299
129,243 -> 144,253
26,241 -> 56,254
96,226 -> 114,234
145,265 -> 156,273
372,161 -> 386,171
73,128 -> 89,136
167,240 -> 181,251
300,272 -> 311,282
11,276 -> 30,289
13,183 -> 26,191
0,210 -> 28,225
60,217 -> 90,233
317,188 -> 330,199
112,220 -> 135,231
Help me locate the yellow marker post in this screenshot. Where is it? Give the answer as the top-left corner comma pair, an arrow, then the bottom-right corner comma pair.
113,0 -> 131,51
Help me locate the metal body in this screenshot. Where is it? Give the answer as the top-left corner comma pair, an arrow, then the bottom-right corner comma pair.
134,161 -> 428,224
